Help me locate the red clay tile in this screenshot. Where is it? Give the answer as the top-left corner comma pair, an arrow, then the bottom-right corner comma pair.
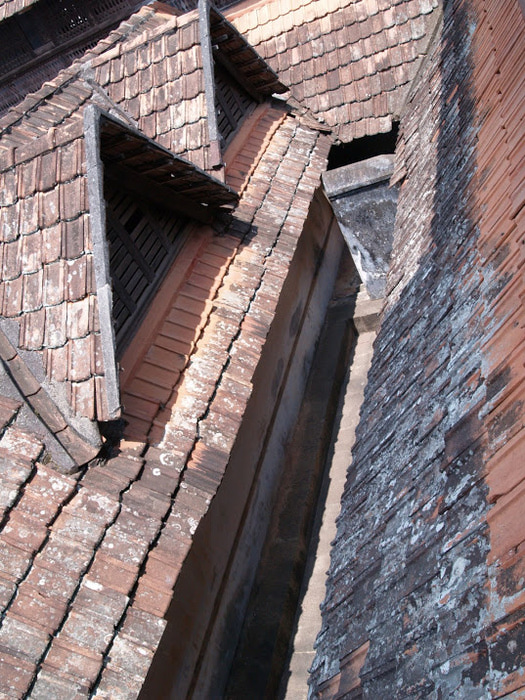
51,506 -> 105,548
0,648 -> 36,696
119,607 -> 166,653
9,586 -> 67,634
0,540 -> 32,581
143,552 -> 181,594
121,393 -> 160,424
138,460 -> 182,497
122,482 -> 170,521
132,578 -> 172,618
59,610 -> 116,656
85,552 -> 138,597
35,532 -> 92,578
22,270 -> 43,313
43,637 -> 103,685
106,633 -> 154,680
124,414 -> 154,442
123,378 -> 172,405
28,666 -> 91,699
68,336 -> 93,382
19,307 -> 45,350
0,614 -> 50,664
2,510 -> 48,555
136,360 -> 181,389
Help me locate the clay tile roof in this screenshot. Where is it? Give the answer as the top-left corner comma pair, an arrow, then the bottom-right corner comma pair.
99,113 -> 238,209
227,0 -> 441,142
0,0 -> 38,21
209,7 -> 287,97
0,0 -> 357,693
0,2 -> 245,468
0,98 -> 332,697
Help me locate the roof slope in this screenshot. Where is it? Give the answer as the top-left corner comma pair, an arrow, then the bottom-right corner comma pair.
227,0 -> 441,141
0,2 -> 334,694
0,5 -> 210,168
0,104 -> 331,698
0,3 -> 253,465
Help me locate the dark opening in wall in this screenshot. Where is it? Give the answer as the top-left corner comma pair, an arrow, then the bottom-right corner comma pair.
327,123 -> 399,170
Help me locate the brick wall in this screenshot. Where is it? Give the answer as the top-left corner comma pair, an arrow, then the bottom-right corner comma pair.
309,0 -> 525,697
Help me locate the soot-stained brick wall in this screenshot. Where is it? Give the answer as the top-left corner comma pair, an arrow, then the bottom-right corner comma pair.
309,0 -> 525,697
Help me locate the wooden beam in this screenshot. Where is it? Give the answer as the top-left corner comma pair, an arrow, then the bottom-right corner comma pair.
104,162 -> 213,224
213,49 -> 263,103
199,0 -> 223,168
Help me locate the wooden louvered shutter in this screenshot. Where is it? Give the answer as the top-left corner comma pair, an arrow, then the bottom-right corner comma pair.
105,182 -> 189,353
215,63 -> 255,147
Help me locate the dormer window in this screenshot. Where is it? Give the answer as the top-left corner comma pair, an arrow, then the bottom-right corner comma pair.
199,4 -> 287,166
96,114 -> 238,356
215,62 -> 255,148
84,107 -> 238,418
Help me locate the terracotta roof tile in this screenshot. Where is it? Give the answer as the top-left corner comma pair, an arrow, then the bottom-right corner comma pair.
0,647 -> 35,696
0,614 -> 50,663
0,0 -> 345,694
29,667 -> 91,699
0,0 -> 37,20
0,6 -> 243,457
0,110 -> 317,695
228,0 -> 440,141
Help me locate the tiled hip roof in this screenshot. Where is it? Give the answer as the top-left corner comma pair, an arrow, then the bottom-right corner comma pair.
0,109 -> 331,697
227,0 -> 441,141
0,3 -> 257,463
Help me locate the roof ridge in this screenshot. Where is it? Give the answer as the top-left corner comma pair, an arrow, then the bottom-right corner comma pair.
81,70 -> 139,130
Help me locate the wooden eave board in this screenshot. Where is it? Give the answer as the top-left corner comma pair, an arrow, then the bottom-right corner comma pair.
100,115 -> 238,208
210,7 -> 286,96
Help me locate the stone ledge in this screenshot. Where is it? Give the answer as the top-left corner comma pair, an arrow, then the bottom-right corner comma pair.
354,296 -> 384,333
322,154 -> 395,198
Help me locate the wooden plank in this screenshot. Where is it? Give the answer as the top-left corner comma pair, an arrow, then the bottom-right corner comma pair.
111,270 -> 136,316
104,163 -> 214,224
106,206 -> 156,282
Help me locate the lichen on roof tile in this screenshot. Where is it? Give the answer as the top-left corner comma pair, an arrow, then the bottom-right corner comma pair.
0,0 -> 449,694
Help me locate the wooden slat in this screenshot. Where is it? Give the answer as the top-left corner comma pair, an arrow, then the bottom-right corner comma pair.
104,181 -> 191,352
104,164 -> 214,224
106,207 -> 156,281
